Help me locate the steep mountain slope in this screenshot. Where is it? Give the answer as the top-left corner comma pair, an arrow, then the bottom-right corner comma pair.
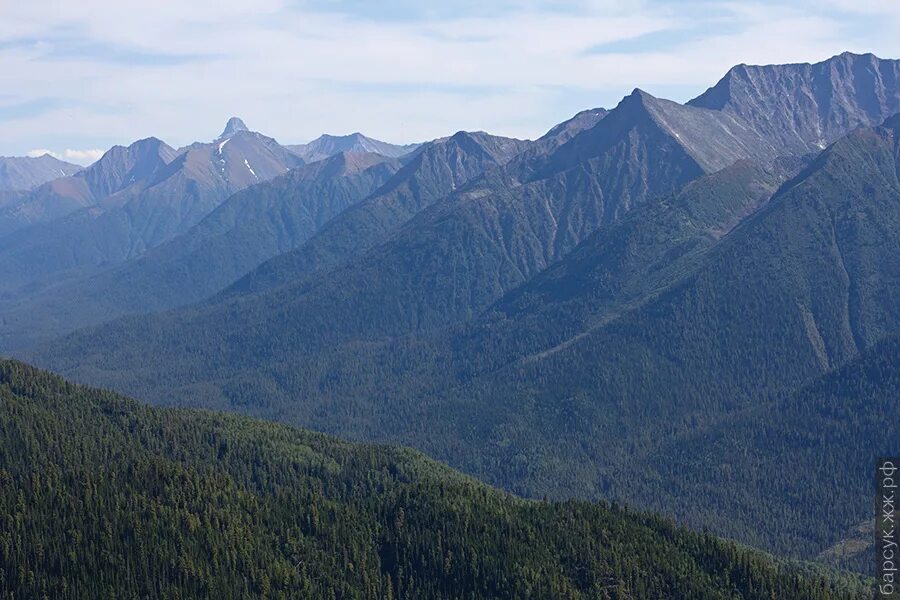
633,331 -> 900,574
494,107 -> 610,171
80,138 -> 180,197
230,130 -> 531,295
0,154 -> 81,192
63,151 -> 790,435
0,130 -> 523,353
0,137 -> 178,237
531,89 -> 777,182
408,114 -> 900,556
27,65 -> 876,405
0,191 -> 24,210
0,123 -> 303,291
19,103 -> 796,411
15,53 -> 888,349
81,150 -> 398,311
0,359 -> 867,599
492,157 -> 799,337
689,52 -> 900,155
0,152 -> 401,349
540,108 -> 609,148
289,132 -> 419,162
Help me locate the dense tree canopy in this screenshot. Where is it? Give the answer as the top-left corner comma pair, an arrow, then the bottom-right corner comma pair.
0,360 -> 869,599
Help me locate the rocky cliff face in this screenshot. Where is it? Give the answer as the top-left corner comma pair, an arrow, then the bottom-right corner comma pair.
689,52 -> 900,155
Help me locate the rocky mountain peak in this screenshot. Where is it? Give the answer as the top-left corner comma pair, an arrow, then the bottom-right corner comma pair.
688,52 -> 900,155
219,117 -> 249,140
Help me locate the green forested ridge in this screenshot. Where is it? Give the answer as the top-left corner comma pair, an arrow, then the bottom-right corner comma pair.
0,359 -> 868,599
638,331 -> 900,574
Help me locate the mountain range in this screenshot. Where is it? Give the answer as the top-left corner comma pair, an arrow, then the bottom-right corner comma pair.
3,51 -> 900,585
0,125 -> 308,290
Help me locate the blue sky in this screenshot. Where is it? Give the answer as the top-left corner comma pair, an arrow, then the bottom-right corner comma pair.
1,0 -> 899,164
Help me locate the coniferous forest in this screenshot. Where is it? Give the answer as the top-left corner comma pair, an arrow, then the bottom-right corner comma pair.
0,360 -> 870,599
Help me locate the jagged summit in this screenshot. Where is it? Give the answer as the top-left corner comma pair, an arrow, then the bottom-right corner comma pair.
78,137 -> 178,199
629,87 -> 652,99
688,52 -> 900,154
219,117 -> 249,140
616,88 -> 683,116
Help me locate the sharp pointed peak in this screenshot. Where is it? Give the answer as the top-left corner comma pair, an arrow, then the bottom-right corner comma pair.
613,88 -> 662,114
219,117 -> 249,140
431,130 -> 485,151
628,88 -> 657,101
409,131 -> 481,157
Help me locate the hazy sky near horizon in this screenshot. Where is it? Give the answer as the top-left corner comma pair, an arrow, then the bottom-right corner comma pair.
2,0 -> 900,164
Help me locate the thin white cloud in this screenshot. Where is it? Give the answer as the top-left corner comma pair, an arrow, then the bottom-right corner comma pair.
1,0 -> 899,155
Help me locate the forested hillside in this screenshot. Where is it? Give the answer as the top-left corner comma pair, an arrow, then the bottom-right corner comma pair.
636,331 -> 900,574
0,360 -> 868,599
